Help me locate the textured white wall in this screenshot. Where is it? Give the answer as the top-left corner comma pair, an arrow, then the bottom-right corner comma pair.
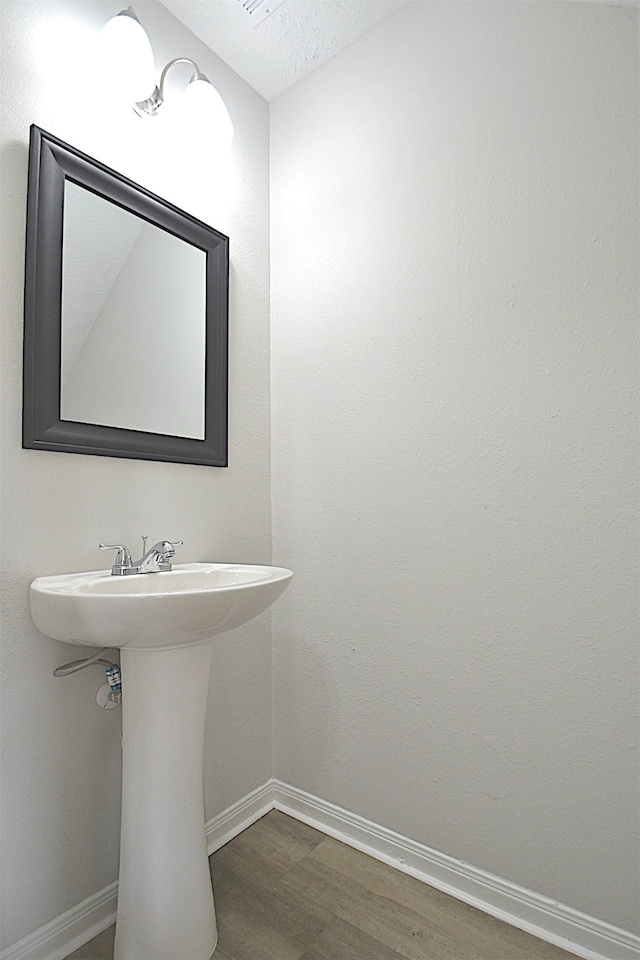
271,0 -> 639,934
0,0 -> 271,950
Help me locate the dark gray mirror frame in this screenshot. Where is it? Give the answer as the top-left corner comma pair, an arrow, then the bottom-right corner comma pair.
23,125 -> 229,467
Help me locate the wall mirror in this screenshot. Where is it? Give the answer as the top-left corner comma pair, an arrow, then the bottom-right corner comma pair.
23,125 -> 229,466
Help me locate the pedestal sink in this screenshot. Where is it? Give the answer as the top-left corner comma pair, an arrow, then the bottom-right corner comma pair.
30,562 -> 293,960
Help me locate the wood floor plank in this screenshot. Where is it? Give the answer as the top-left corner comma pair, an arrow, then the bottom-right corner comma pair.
280,845 -> 470,960
211,840 -> 333,930
211,892 -> 309,960
303,836 -> 575,960
281,837 -> 576,960
64,924 -> 115,960
300,916 -> 407,960
208,945 -> 238,960
210,845 -> 332,959
221,810 -> 326,877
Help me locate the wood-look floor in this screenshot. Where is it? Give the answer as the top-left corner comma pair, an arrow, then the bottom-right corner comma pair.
65,811 -> 576,960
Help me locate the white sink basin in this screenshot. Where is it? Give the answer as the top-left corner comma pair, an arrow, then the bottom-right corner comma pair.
30,562 -> 293,650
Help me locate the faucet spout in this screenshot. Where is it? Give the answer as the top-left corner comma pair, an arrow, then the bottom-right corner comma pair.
135,540 -> 184,574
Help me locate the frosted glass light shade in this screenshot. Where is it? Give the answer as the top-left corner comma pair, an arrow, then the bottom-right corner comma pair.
99,9 -> 156,103
182,77 -> 234,148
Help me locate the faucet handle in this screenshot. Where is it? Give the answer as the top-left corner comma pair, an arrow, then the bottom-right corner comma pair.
99,543 -> 132,571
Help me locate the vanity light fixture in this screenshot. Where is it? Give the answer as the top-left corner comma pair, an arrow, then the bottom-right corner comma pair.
103,7 -> 234,146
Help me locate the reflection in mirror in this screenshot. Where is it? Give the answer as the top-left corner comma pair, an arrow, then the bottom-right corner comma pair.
61,182 -> 206,439
23,126 -> 229,466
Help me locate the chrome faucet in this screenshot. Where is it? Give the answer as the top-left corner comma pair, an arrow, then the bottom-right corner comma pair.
99,538 -> 184,576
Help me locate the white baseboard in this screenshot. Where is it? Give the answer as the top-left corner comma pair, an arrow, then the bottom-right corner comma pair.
0,881 -> 117,960
205,780 -> 275,855
272,780 -> 640,960
3,780 -> 638,960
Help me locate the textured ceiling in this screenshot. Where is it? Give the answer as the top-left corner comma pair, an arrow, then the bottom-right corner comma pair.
159,0 -> 411,100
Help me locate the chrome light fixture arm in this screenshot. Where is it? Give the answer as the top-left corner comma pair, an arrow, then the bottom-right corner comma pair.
134,57 -> 207,117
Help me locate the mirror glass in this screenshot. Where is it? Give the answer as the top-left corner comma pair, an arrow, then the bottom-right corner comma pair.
61,182 -> 206,439
23,126 -> 229,467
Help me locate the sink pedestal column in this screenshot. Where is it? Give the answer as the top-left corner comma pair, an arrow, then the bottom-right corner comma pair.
114,642 -> 217,960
